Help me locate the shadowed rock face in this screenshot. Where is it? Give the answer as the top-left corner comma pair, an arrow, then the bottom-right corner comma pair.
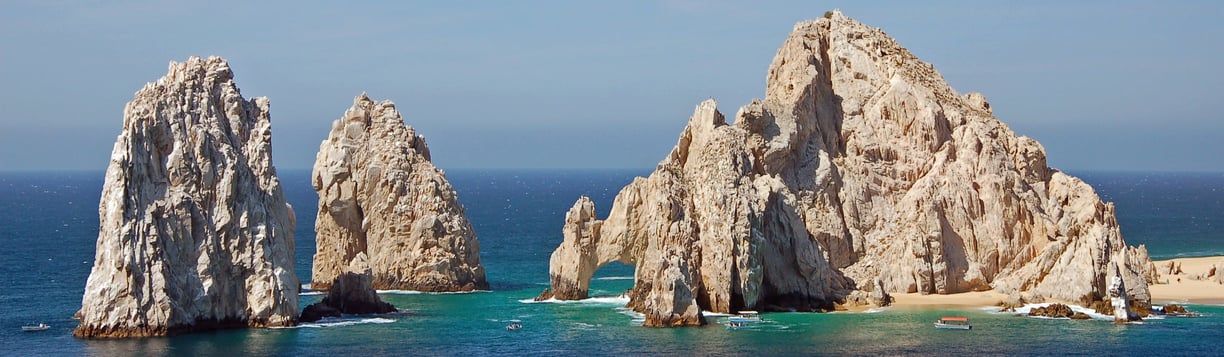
311,94 -> 487,292
300,253 -> 396,323
547,11 -> 1154,326
76,56 -> 298,338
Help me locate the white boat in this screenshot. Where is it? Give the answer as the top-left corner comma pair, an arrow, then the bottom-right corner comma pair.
22,323 -> 50,332
933,316 -> 971,330
728,311 -> 763,324
505,320 -> 522,331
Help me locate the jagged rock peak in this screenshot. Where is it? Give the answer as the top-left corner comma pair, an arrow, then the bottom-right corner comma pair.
547,11 -> 1153,326
75,56 -> 298,338
312,94 -> 487,292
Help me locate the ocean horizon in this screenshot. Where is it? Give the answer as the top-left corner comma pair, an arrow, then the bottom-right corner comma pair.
1,169 -> 1221,355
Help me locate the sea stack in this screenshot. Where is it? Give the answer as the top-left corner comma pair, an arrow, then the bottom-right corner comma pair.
546,10 -> 1154,326
75,56 -> 298,338
311,94 -> 488,292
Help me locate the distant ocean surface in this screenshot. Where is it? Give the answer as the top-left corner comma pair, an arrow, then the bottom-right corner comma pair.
1,169 -> 1221,355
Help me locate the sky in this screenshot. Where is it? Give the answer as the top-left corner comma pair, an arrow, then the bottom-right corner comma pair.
1,1 -> 1221,172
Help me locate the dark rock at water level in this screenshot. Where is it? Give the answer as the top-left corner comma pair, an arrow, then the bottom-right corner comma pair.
301,253 -> 397,323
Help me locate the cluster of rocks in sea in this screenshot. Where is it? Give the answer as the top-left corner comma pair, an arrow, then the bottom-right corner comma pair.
75,57 -> 482,338
76,10 -> 1163,337
544,10 -> 1155,327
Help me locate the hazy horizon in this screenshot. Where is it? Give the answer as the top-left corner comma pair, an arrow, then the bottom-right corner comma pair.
3,1 -> 1221,172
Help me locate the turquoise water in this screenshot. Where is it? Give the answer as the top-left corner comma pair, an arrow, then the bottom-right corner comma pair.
1,170 -> 1221,355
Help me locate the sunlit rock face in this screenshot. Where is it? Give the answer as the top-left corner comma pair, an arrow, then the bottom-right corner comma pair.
547,11 -> 1153,327
311,94 -> 487,292
76,56 -> 299,338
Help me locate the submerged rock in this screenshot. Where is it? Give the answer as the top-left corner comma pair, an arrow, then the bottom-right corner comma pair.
311,94 -> 487,292
546,10 -> 1153,326
75,56 -> 298,338
301,253 -> 396,323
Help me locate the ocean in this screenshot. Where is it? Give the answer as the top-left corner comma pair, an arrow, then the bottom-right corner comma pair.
1,169 -> 1221,355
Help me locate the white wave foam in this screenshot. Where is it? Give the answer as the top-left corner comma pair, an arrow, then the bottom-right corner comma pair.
300,291 -> 326,296
594,276 -> 634,281
378,289 -> 491,295
519,295 -> 630,305
702,311 -> 732,317
863,307 -> 888,313
273,317 -> 396,329
1005,303 -> 1112,320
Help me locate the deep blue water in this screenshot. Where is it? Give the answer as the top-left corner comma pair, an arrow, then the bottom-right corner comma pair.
0,169 -> 1221,355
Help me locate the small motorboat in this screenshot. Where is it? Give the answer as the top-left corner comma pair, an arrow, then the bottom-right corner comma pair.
505,320 -> 523,331
934,316 -> 971,330
728,311 -> 763,324
22,322 -> 50,332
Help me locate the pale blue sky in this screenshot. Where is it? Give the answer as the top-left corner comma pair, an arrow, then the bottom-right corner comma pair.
2,1 -> 1221,171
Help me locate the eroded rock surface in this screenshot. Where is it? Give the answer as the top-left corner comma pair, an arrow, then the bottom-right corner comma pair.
76,56 -> 298,338
312,94 -> 487,292
547,10 -> 1153,326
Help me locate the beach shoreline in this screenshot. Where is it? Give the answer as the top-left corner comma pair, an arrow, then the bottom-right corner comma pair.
848,256 -> 1224,312
1149,256 -> 1224,305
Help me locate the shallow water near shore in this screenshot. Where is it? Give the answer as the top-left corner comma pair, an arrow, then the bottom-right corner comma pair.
1,169 -> 1222,355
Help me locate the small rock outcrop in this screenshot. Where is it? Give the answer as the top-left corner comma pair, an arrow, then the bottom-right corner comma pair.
1029,304 -> 1080,319
546,10 -> 1153,326
1108,263 -> 1140,322
301,253 -> 396,322
76,57 -> 298,338
312,94 -> 487,292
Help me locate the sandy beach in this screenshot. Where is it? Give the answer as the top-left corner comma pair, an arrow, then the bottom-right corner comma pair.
1150,256 -> 1224,304
852,256 -> 1224,311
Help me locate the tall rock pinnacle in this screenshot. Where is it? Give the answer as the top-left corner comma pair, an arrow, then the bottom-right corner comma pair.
76,56 -> 299,338
311,94 -> 488,292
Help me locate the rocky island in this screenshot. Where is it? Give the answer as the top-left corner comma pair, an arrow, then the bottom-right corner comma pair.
545,11 -> 1156,326
311,94 -> 488,292
75,56 -> 299,338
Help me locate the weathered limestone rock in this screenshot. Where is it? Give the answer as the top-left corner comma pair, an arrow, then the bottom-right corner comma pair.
312,94 -> 487,292
300,253 -> 396,322
1109,263 -> 1140,323
547,10 -> 1153,325
76,56 -> 298,338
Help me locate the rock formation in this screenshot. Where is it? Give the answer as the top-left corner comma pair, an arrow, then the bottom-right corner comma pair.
75,56 -> 298,338
312,94 -> 487,292
1108,263 -> 1140,322
301,253 -> 397,322
547,10 -> 1154,326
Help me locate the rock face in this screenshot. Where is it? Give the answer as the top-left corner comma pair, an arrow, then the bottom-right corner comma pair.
312,94 -> 487,292
75,56 -> 298,338
547,10 -> 1153,325
300,253 -> 396,322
